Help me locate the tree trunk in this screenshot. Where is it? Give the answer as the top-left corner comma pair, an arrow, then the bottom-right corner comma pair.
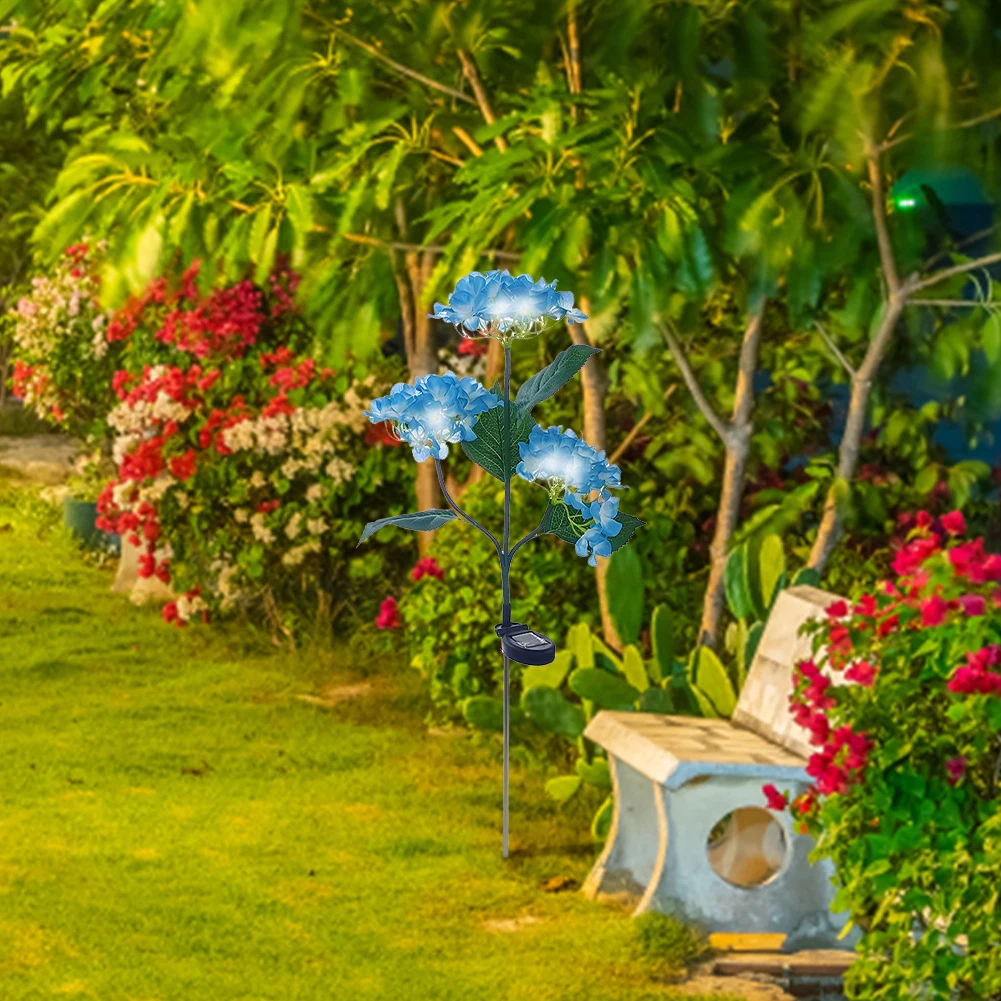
393,201 -> 439,556
807,296 -> 905,572
568,305 -> 620,650
699,429 -> 751,646
697,311 -> 763,647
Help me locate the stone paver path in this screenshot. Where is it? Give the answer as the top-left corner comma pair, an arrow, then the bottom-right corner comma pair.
0,434 -> 78,483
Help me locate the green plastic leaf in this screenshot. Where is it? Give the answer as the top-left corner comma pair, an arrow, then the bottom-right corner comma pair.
358,509 -> 457,545
461,402 -> 535,482
591,796 -> 614,841
542,502 -> 584,546
462,695 -> 504,732
522,650 -> 573,692
522,686 -> 585,738
606,547 -> 644,646
515,344 -> 600,411
650,605 -> 675,683
545,775 -> 583,804
621,645 -> 649,692
568,667 -> 639,710
690,646 -> 737,716
576,758 -> 612,789
607,513 -> 645,553
724,544 -> 753,619
638,686 -> 674,714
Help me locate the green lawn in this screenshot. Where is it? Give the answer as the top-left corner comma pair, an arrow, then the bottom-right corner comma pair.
0,480 -> 741,1001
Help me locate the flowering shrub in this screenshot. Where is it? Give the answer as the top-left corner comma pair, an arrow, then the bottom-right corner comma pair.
10,242 -> 118,440
95,259 -> 410,626
766,510 -> 1001,1001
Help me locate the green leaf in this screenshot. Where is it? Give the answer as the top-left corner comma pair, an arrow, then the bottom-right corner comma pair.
516,344 -> 601,412
621,645 -> 649,692
638,687 -> 674,714
650,605 -> 675,682
135,220 -> 163,285
254,222 -> 279,284
690,646 -> 737,717
543,502 -> 585,546
665,673 -> 702,716
358,509 -> 457,545
607,513 -> 645,553
522,650 -> 573,692
724,544 -> 753,619
576,758 -> 612,789
913,464 -> 939,495
758,534 -> 786,613
462,695 -> 504,732
744,621 -> 764,679
461,402 -> 535,482
591,796 -> 614,841
791,567 -> 821,588
606,547 -> 644,645
522,685 -> 585,738
249,203 -> 273,262
568,667 -> 639,710
285,184 -> 314,238
545,775 -> 583,804
566,622 -> 594,669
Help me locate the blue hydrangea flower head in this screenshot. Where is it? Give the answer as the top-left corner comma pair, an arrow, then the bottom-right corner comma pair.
430,270 -> 587,342
364,371 -> 500,463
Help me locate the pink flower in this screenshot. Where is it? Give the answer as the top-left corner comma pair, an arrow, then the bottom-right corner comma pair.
376,596 -> 401,630
854,594 -> 877,618
920,594 -> 949,627
945,757 -> 966,786
763,784 -> 788,811
959,594 -> 987,617
941,510 -> 966,536
915,510 -> 933,530
845,660 -> 877,687
411,556 -> 445,582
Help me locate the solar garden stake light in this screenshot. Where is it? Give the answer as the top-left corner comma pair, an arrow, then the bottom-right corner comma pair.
359,271 -> 643,858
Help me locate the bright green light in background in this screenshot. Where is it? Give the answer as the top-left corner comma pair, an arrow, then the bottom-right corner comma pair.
896,196 -> 917,209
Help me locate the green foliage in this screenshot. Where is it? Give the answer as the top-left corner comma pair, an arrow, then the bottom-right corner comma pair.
401,477 -> 597,711
359,509 -> 457,545
633,913 -> 710,977
787,527 -> 1001,1001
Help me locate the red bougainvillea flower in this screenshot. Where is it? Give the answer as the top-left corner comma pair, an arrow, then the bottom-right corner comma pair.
457,338 -> 490,357
844,660 -> 877,687
169,448 -> 197,482
763,784 -> 788,811
854,593 -> 877,618
375,596 -> 401,630
411,556 -> 445,582
945,757 -> 967,786
826,599 -> 849,619
959,594 -> 987,617
941,510 -> 966,536
920,593 -> 950,627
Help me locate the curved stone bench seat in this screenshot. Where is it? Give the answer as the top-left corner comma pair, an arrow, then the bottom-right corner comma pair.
582,585 -> 858,952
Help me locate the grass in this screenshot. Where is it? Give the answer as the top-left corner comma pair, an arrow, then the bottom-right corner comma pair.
0,479 -> 744,1001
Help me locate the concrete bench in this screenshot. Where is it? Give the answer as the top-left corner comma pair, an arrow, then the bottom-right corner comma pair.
582,585 -> 856,951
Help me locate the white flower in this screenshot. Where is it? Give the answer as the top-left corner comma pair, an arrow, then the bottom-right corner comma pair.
285,512 -> 302,540
306,483 -> 324,504
307,517 -> 327,536
250,470 -> 266,489
233,508 -> 250,524
250,513 -> 274,544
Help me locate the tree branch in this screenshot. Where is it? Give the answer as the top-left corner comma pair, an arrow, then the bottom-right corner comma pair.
659,322 -> 730,442
455,49 -> 508,153
332,27 -> 476,105
815,321 -> 856,378
731,308 -> 765,432
866,142 -> 900,295
906,298 -> 999,308
607,384 -> 677,467
342,231 -> 521,261
451,126 -> 484,157
909,251 -> 1001,294
880,105 -> 1001,152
